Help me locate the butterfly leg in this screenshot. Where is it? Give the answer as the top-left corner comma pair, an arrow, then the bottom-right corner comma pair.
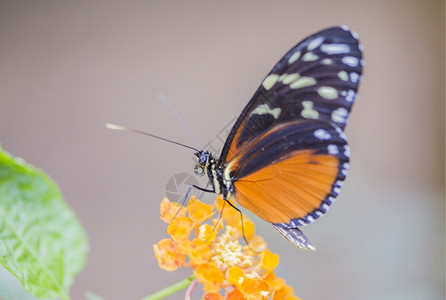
224,199 -> 257,251
170,184 -> 215,223
204,200 -> 226,242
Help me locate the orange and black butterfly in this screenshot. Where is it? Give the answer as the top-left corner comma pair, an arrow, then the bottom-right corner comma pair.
191,26 -> 363,250
108,26 -> 363,250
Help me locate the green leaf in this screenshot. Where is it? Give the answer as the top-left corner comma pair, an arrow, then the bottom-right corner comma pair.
0,146 -> 88,300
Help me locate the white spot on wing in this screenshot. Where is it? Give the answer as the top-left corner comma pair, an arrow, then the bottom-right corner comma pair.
338,71 -> 349,81
350,72 -> 360,83
346,89 -> 356,102
321,58 -> 332,65
262,74 -> 279,90
303,52 -> 318,61
250,104 -> 281,118
306,215 -> 314,222
307,37 -> 324,50
301,100 -> 319,119
318,86 -> 338,99
327,144 -> 339,155
331,107 -> 348,123
314,129 -> 331,140
341,25 -> 350,31
344,145 -> 351,157
288,51 -> 301,64
320,44 -> 350,55
289,77 -> 316,89
342,56 -> 359,67
281,73 -> 300,84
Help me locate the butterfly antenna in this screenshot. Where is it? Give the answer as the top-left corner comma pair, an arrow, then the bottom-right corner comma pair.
158,93 -> 202,150
105,123 -> 200,152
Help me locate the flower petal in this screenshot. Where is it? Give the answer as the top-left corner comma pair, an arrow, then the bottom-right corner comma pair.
160,197 -> 186,223
197,224 -> 218,243
226,288 -> 246,300
261,250 -> 279,273
194,262 -> 225,293
181,238 -> 212,266
167,216 -> 194,241
202,293 -> 224,300
153,239 -> 185,271
188,197 -> 214,224
247,235 -> 267,253
239,277 -> 270,300
273,284 -> 300,300
226,267 -> 245,287
264,272 -> 286,291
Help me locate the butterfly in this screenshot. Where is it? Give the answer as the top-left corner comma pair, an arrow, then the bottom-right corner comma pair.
191,26 -> 363,250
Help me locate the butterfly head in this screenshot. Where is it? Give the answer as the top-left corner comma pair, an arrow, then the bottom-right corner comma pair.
194,150 -> 215,177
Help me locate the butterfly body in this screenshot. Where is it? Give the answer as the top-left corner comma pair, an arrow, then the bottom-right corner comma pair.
194,26 -> 363,250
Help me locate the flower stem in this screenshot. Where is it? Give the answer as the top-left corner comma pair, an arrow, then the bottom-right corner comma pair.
141,275 -> 196,300
185,278 -> 198,300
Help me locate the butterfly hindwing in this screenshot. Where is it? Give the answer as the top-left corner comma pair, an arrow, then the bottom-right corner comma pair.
219,26 -> 362,164
228,120 -> 349,227
273,224 -> 316,250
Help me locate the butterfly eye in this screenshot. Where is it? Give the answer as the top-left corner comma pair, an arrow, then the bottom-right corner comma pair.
197,152 -> 208,166
194,165 -> 205,176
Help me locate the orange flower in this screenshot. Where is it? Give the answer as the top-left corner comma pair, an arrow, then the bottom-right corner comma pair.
153,239 -> 185,271
260,250 -> 279,274
194,262 -> 225,293
153,197 -> 301,299
181,238 -> 212,266
272,285 -> 300,300
264,272 -> 286,292
203,293 -> 225,300
160,197 -> 186,223
226,288 -> 245,300
167,216 -> 194,241
188,196 -> 214,224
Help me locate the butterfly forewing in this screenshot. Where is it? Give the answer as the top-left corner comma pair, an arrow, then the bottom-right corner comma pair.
219,26 -> 362,165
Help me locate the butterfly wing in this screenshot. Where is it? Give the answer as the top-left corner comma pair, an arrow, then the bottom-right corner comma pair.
217,26 -> 362,249
218,26 -> 362,164
226,120 -> 349,249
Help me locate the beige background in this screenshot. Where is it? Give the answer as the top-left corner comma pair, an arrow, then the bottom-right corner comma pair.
0,1 -> 444,300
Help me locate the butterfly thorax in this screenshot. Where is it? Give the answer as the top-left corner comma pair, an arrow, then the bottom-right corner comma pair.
194,150 -> 233,199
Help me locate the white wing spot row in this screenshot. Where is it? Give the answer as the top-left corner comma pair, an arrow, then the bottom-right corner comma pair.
314,129 -> 331,140
320,44 -> 350,55
301,101 -> 319,119
250,104 -> 281,119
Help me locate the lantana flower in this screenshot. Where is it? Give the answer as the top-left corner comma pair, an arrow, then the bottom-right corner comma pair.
152,196 -> 301,300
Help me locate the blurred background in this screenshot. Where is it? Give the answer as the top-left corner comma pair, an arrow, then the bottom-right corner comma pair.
0,1 -> 444,299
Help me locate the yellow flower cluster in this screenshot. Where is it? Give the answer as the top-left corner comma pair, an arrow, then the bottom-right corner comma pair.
153,196 -> 300,300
